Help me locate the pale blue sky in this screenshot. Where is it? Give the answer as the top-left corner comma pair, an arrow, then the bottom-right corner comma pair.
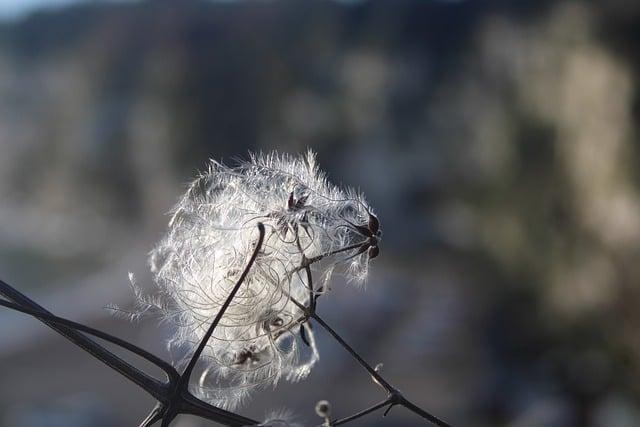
0,0 -> 136,20
0,0 -> 77,20
0,0 -> 456,22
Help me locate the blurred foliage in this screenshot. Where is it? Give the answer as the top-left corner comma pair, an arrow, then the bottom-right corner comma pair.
1,0 -> 640,426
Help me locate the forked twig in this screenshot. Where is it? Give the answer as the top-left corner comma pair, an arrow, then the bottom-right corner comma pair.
0,299 -> 178,380
0,223 -> 266,427
0,277 -> 169,401
311,313 -> 450,427
287,241 -> 451,427
0,222 -> 451,426
330,398 -> 391,426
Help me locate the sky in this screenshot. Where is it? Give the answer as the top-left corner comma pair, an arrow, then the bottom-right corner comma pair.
0,0 -> 77,20
0,0 -> 405,22
0,0 -> 136,20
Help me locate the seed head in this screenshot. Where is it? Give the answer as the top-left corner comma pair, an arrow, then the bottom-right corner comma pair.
136,151 -> 379,409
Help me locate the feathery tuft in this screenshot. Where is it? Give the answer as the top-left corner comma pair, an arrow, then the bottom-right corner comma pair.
131,151 -> 380,409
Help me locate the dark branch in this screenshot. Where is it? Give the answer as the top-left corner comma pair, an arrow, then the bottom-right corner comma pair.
0,225 -> 269,427
177,222 -> 265,389
0,224 -> 450,427
310,312 -> 451,427
329,398 -> 392,426
0,278 -> 167,401
0,299 -> 178,381
310,313 -> 394,392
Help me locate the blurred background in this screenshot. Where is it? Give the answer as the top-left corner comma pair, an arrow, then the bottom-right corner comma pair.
1,0 -> 640,426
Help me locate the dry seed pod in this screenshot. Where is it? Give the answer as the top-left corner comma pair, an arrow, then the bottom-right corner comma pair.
125,151 -> 380,409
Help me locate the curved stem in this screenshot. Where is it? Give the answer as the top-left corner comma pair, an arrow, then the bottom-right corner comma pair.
330,398 -> 391,426
309,312 -> 394,393
138,402 -> 164,427
298,242 -> 366,271
0,224 -> 450,427
310,312 -> 451,427
178,222 -> 265,388
400,396 -> 451,427
0,279 -> 167,400
0,299 -> 178,381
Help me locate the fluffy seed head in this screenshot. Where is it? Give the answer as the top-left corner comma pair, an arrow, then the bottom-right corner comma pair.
143,150 -> 379,409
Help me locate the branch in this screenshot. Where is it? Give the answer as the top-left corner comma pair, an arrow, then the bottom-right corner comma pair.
0,299 -> 178,381
283,240 -> 451,426
0,224 -> 268,427
0,223 -> 450,427
310,311 -> 451,427
330,398 -> 391,426
0,279 -> 168,400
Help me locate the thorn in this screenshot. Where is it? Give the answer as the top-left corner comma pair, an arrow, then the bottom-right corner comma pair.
138,402 -> 164,427
383,403 -> 396,417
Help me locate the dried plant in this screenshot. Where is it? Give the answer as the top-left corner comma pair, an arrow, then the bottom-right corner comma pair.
0,151 -> 450,427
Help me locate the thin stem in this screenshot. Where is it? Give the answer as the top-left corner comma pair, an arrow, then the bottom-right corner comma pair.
281,237 -> 452,426
178,222 -> 265,388
301,242 -> 366,269
400,396 -> 451,427
310,312 -> 451,427
138,403 -> 164,427
0,299 -> 178,381
309,312 -> 394,392
0,279 -> 167,401
330,398 -> 392,426
0,222 -> 450,427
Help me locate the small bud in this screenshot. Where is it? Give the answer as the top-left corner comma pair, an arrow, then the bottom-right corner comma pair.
315,400 -> 331,418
